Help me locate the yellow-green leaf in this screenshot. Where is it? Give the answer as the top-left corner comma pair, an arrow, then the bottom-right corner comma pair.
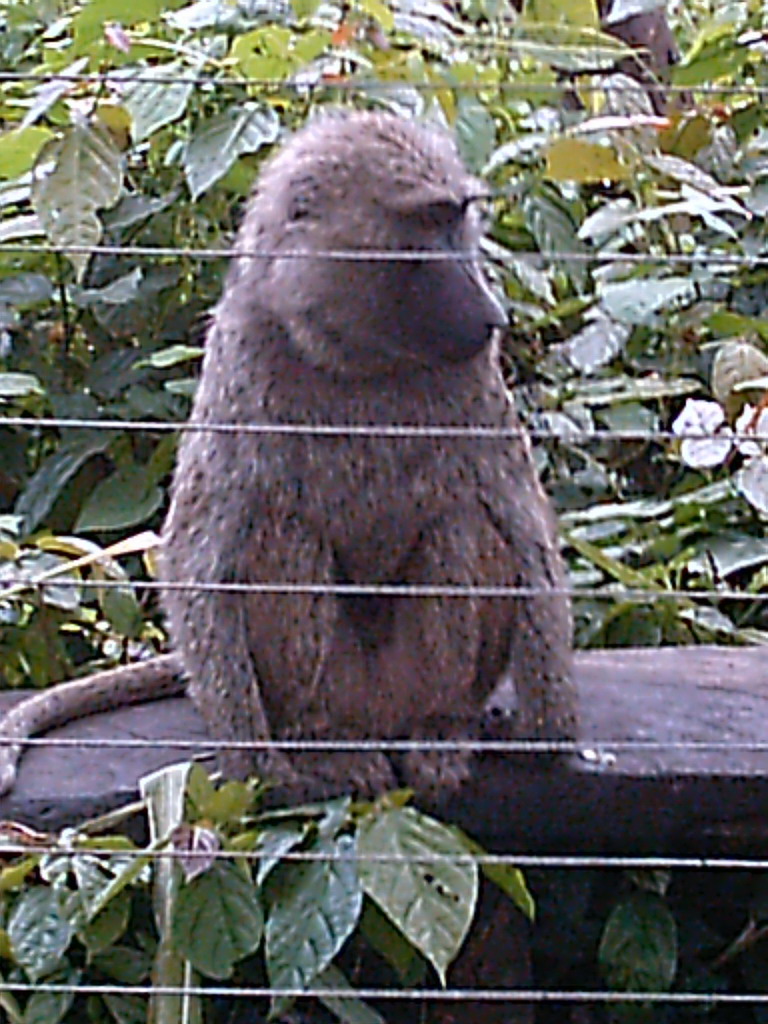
0,127 -> 54,179
356,0 -> 395,31
523,0 -> 599,28
546,138 -> 627,183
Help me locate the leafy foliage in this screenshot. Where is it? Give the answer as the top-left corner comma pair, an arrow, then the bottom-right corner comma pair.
1,0 -> 768,689
2,0 -> 768,1018
0,764 -> 524,1024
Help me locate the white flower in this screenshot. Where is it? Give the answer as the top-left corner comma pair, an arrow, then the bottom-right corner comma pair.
672,398 -> 733,469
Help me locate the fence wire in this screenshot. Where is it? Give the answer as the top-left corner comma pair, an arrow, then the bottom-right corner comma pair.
0,242 -> 763,266
1,981 -> 767,1004
0,68 -> 765,97
2,33 -> 768,1018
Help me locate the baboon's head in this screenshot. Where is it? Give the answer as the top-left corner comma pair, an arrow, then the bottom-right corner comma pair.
238,110 -> 507,376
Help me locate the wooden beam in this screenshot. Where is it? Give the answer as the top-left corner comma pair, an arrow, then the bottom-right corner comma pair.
1,647 -> 766,852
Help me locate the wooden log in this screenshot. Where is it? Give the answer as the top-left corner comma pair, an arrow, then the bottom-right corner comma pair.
0,646 -> 766,853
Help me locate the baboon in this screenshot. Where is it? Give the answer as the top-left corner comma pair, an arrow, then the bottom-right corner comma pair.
0,105 -> 575,1024
0,111 -> 576,806
160,109 -> 576,803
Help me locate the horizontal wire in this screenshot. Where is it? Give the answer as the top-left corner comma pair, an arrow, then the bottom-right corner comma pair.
0,55 -> 762,1020
0,70 -> 757,96
0,243 -> 761,265
3,417 -> 768,445
1,844 -> 767,870
3,577 -> 767,603
0,981 -> 764,1002
4,733 -> 768,753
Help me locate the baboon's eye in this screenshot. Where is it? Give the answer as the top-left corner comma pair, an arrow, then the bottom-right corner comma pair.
287,175 -> 321,222
288,193 -> 313,222
417,199 -> 465,231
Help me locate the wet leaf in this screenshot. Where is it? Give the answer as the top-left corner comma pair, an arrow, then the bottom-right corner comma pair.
599,891 -> 678,994
124,64 -> 194,141
265,834 -> 362,998
75,465 -> 164,532
358,807 -> 477,984
184,103 -> 280,198
7,888 -> 73,982
172,860 -> 264,979
31,119 -> 122,280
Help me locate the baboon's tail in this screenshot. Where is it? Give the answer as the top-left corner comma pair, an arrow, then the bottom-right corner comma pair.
0,654 -> 184,795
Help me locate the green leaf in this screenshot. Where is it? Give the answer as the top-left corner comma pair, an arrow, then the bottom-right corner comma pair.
72,0 -> 163,51
20,58 -> 89,131
523,0 -> 599,29
0,985 -> 22,1024
454,95 -> 496,172
265,834 -> 362,997
99,581 -> 143,639
599,892 -> 678,994
141,762 -> 193,1024
172,860 -> 264,979
292,0 -> 322,17
360,900 -> 427,985
0,273 -> 54,308
31,119 -> 123,281
91,945 -> 151,985
567,532 -> 663,590
0,215 -> 45,243
357,0 -> 394,30
523,185 -> 588,292
253,822 -> 308,887
674,21 -> 746,87
202,780 -> 254,827
184,104 -> 280,199
512,23 -> 628,72
481,862 -> 536,922
69,852 -> 132,923
357,807 -> 478,984
138,345 -> 204,369
124,65 -> 195,142
21,969 -> 79,1024
72,268 -> 143,308
78,890 -> 131,955
0,127 -> 54,180
0,373 -> 44,399
75,465 -> 164,532
102,993 -> 149,1024
316,963 -> 388,1024
450,829 -> 535,922
0,857 -> 40,893
7,888 -> 73,982
563,311 -> 631,374
14,433 -> 111,534
598,276 -> 696,326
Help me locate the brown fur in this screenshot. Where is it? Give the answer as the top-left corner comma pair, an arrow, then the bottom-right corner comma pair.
161,110 -> 577,805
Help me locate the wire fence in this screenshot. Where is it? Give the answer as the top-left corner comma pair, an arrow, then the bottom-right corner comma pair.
2,10 -> 768,1017
0,67 -> 766,97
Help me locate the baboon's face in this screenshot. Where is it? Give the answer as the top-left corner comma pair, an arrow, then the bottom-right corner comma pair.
252,114 -> 507,375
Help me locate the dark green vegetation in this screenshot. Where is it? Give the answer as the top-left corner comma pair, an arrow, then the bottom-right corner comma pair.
1,0 -> 768,1022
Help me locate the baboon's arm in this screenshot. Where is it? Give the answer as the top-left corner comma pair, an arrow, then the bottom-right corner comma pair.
0,654 -> 184,795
